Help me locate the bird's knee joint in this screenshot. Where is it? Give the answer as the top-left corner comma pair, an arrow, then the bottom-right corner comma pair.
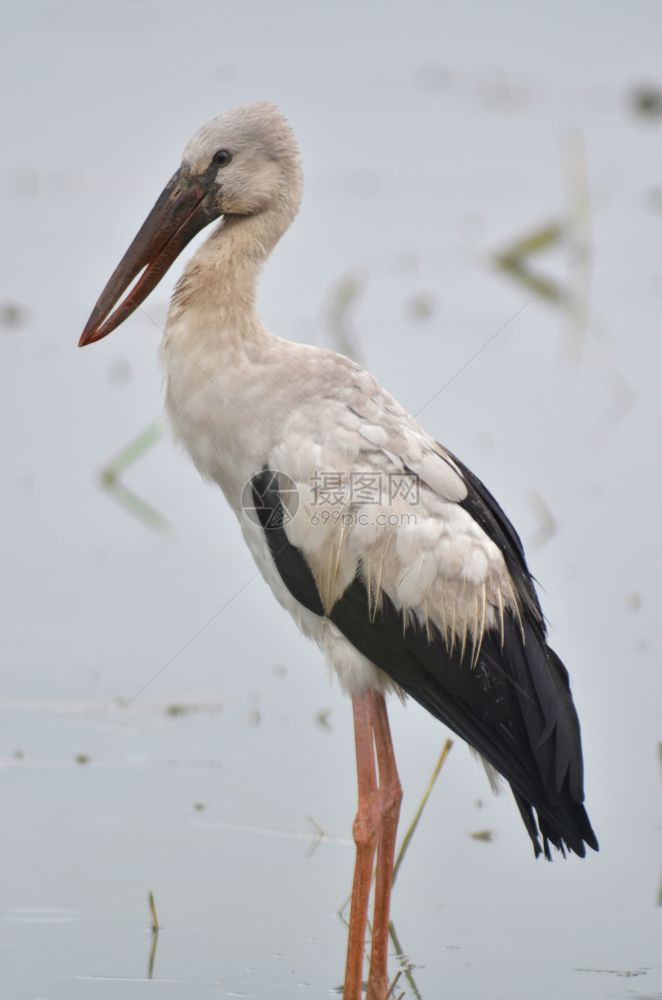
380,780 -> 403,819
353,797 -> 380,848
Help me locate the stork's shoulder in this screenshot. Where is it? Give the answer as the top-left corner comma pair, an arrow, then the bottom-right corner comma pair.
259,341 -> 546,639
272,342 -> 468,504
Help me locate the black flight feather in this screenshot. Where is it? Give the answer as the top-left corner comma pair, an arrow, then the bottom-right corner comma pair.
251,471 -> 324,617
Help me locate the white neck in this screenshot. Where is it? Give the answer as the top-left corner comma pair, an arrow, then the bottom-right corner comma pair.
166,196 -> 298,348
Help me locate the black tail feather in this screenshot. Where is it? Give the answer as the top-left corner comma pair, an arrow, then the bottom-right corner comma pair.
329,581 -> 599,860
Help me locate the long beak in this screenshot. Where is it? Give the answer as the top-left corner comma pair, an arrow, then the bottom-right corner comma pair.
79,166 -> 220,346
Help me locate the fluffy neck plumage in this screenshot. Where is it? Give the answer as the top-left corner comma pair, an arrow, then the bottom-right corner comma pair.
167,185 -> 300,345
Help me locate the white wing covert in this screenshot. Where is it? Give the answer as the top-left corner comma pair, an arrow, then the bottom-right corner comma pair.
268,378 -> 520,666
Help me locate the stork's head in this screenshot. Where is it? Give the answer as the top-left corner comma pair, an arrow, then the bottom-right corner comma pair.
79,102 -> 301,346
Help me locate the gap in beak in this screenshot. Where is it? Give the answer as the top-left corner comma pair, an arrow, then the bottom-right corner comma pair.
113,265 -> 149,315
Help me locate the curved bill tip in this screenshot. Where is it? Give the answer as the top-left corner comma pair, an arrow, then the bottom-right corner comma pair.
78,323 -> 103,348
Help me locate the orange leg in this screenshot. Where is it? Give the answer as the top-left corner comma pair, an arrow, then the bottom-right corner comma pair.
344,691 -> 380,1000
343,691 -> 402,1000
367,694 -> 402,1000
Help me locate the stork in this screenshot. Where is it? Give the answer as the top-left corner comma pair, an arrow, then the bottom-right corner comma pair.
79,102 -> 598,1000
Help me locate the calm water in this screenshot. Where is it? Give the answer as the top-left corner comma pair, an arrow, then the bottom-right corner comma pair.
1,1 -> 661,997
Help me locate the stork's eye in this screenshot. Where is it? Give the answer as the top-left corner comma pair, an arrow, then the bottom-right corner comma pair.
212,149 -> 232,167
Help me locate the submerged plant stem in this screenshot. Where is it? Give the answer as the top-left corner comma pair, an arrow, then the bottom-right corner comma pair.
148,890 -> 159,931
393,738 -> 453,886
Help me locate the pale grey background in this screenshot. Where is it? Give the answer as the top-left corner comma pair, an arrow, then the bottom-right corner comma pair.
0,1 -> 660,997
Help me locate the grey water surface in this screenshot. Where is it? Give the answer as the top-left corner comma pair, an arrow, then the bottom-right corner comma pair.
1,2 -> 660,997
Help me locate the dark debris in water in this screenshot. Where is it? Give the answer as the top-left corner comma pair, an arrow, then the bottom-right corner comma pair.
647,188 -> 662,212
0,302 -> 28,329
468,829 -> 495,842
247,707 -> 261,726
527,490 -> 558,551
631,85 -> 662,119
626,592 -> 642,613
575,966 -> 647,977
406,293 -> 436,323
315,708 -> 332,730
164,702 -> 223,717
74,753 -> 90,765
165,704 -> 190,717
